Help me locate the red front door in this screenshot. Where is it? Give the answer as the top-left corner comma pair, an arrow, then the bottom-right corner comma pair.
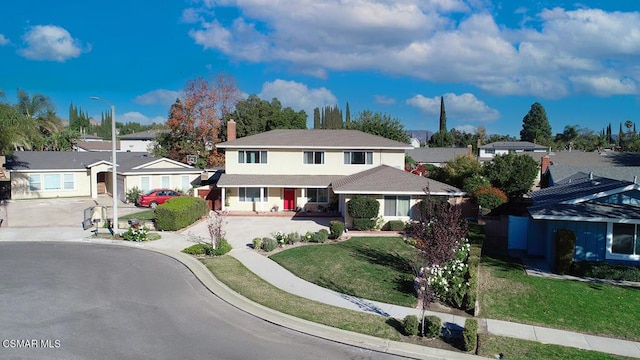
283,188 -> 295,210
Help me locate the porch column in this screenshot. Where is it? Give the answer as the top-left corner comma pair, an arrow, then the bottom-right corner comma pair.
221,187 -> 226,211
260,187 -> 265,212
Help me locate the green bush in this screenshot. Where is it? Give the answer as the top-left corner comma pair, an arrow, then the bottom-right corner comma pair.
555,229 -> 576,274
475,185 -> 508,209
126,186 -> 143,204
570,261 -> 640,282
262,237 -> 278,252
252,237 -> 263,250
353,218 -> 376,231
121,226 -> 150,242
316,229 -> 329,243
286,232 -> 301,244
155,196 -> 209,231
303,231 -> 315,242
213,238 -> 232,256
386,220 -> 405,231
402,315 -> 419,336
329,221 -> 345,239
421,315 -> 442,338
463,318 -> 478,352
181,243 -> 213,256
347,195 -> 379,219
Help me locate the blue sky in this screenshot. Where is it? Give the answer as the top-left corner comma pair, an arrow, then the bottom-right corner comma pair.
1,0 -> 639,137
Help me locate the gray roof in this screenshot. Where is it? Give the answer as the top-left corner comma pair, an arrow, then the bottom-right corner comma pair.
217,174 -> 341,187
119,129 -> 167,140
479,141 -> 548,151
331,165 -> 464,195
543,151 -> 640,167
7,151 -> 199,174
75,140 -> 119,151
549,166 -> 640,184
217,129 -> 413,150
406,147 -> 471,164
530,201 -> 640,221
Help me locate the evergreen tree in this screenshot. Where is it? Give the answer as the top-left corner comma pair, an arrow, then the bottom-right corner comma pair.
345,102 -> 351,125
439,96 -> 447,133
520,102 -> 552,145
313,107 -> 321,129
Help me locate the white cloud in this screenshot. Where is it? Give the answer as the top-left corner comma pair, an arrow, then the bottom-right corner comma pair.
454,124 -> 477,133
570,75 -> 638,96
406,93 -> 500,122
374,95 -> 396,105
185,1 -> 640,98
18,25 -> 88,62
134,89 -> 181,106
0,34 -> 9,46
257,79 -> 337,119
118,111 -> 165,125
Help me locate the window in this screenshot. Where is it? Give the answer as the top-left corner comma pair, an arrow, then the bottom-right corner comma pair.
44,174 -> 61,190
307,188 -> 328,203
181,175 -> 191,192
384,196 -> 411,217
611,223 -> 640,257
238,150 -> 267,164
28,175 -> 41,191
239,187 -> 268,202
344,151 -> 373,165
140,177 -> 151,192
63,174 -> 74,190
303,151 -> 324,164
485,149 -> 495,154
161,176 -> 170,188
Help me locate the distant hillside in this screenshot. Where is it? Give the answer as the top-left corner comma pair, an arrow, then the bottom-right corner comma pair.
406,130 -> 433,143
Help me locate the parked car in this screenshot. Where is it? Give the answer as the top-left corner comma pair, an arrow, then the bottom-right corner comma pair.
136,189 -> 183,208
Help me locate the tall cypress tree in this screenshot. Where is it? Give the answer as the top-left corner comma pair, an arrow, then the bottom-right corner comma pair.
345,102 -> 351,125
313,107 -> 321,129
439,96 -> 447,133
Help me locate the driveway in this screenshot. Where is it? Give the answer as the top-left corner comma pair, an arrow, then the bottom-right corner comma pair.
0,242 -> 402,360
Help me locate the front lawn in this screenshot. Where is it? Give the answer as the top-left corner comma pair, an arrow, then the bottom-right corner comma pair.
269,237 -> 418,307
119,209 -> 155,221
479,256 -> 640,341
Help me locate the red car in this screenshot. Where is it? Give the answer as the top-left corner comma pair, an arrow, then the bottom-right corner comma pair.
136,189 -> 183,208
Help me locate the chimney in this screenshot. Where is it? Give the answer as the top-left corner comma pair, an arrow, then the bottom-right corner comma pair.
227,119 -> 236,141
541,156 -> 551,177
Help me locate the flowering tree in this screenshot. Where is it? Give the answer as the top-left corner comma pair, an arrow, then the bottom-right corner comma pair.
207,210 -> 227,250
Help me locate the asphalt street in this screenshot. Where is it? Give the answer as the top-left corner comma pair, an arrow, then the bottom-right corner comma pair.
0,242 -> 406,360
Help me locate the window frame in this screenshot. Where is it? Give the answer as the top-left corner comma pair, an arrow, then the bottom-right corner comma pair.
28,174 -> 41,191
238,150 -> 267,164
343,151 -> 373,165
383,195 -> 411,217
606,222 -> 640,261
303,151 -> 325,165
306,188 -> 329,203
238,187 -> 268,202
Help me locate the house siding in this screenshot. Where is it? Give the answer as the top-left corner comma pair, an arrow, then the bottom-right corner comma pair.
11,170 -> 92,199
528,219 -> 607,262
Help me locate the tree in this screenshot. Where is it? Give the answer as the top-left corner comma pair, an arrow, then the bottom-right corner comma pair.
439,96 -> 447,133
428,130 -> 454,147
313,107 -> 321,129
482,153 -> 538,198
520,102 -> 552,145
436,154 -> 482,190
345,102 -> 351,125
346,110 -> 409,143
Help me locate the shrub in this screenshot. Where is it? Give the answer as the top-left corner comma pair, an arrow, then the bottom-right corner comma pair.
386,220 -> 405,231
316,229 -> 329,243
463,318 -> 478,352
155,196 -> 209,231
286,232 -> 301,244
402,315 -> 419,336
212,238 -> 232,256
421,315 -> 442,338
347,195 -> 379,219
262,237 -> 278,252
252,237 -> 263,250
272,231 -> 287,245
571,261 -> 640,282
353,218 -> 376,231
463,245 -> 481,312
463,174 -> 491,196
329,221 -> 345,239
474,185 -> 508,209
303,231 -> 315,242
555,229 -> 576,274
424,241 -> 471,309
126,186 -> 143,204
121,226 -> 150,242
182,243 -> 213,256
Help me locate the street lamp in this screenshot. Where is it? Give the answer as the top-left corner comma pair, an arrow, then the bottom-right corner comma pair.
90,96 -> 118,235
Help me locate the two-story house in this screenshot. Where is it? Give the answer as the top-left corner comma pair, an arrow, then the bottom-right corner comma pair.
216,121 -> 464,226
478,141 -> 547,162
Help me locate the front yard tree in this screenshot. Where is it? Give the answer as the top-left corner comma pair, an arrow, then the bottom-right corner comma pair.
483,153 -> 538,198
346,110 -> 410,143
520,102 -> 552,146
437,154 -> 482,189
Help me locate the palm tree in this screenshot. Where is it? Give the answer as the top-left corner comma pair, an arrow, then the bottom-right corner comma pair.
15,90 -> 62,150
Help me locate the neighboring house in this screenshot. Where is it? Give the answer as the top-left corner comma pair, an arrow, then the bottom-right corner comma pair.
539,151 -> 640,187
7,151 -> 201,202
478,141 -> 547,161
216,122 -> 464,226
0,156 -> 9,200
119,129 -> 166,153
75,140 -> 120,152
509,173 -> 640,268
406,146 -> 473,168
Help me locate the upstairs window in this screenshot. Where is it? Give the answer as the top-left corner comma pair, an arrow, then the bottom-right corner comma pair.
344,151 -> 373,165
238,150 -> 267,164
303,151 -> 324,164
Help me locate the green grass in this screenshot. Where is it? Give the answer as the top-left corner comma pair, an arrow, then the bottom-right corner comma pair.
119,209 -> 155,220
269,237 -> 418,307
479,255 -> 640,341
478,334 -> 634,360
202,256 -> 402,340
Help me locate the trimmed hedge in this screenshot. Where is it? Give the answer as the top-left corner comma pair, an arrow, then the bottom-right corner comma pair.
252,237 -> 262,250
463,318 -> 478,352
402,315 -> 419,336
385,220 -> 405,231
555,229 -> 576,274
570,261 -> 640,282
329,221 -> 345,239
181,239 -> 232,256
262,237 -> 278,252
421,315 -> 442,338
347,195 -> 379,219
353,218 -> 376,231
155,196 -> 209,231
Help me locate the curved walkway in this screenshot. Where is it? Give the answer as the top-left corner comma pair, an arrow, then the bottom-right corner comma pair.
2,221 -> 640,359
